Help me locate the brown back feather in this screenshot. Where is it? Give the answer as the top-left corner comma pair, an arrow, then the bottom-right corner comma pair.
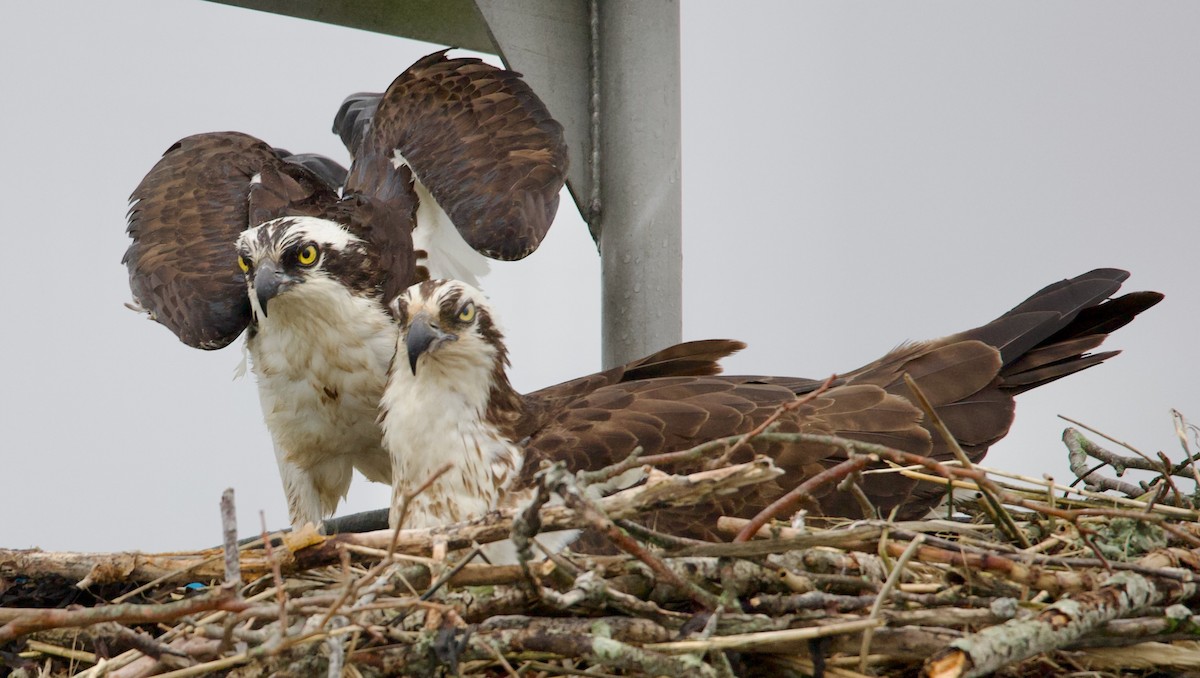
513,269 -> 1160,536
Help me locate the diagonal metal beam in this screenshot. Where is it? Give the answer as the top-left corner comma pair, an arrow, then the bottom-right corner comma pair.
206,0 -> 496,53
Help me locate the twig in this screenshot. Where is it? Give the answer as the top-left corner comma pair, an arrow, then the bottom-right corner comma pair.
72,585 -> 286,678
860,534 -> 924,672
1172,409 -> 1200,488
915,461 -> 1199,519
645,618 -> 883,654
519,660 -> 623,677
903,374 -> 1030,547
220,489 -> 240,587
478,639 -> 520,677
0,588 -> 249,644
1058,415 -> 1157,467
735,454 -> 871,541
550,466 -> 725,610
23,639 -> 98,665
260,511 -> 288,640
419,546 -> 483,602
1064,428 -> 1149,496
309,462 -> 458,634
1156,450 -> 1188,507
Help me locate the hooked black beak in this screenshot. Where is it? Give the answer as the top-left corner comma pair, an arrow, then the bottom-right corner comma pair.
253,261 -> 293,318
406,312 -> 455,374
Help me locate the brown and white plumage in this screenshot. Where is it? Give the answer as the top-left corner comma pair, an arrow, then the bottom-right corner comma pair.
123,132 -> 347,349
122,51 -> 568,527
124,50 -> 567,349
381,272 -> 1161,540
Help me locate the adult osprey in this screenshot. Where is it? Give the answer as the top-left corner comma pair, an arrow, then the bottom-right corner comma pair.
123,51 -> 568,528
381,271 -> 1161,537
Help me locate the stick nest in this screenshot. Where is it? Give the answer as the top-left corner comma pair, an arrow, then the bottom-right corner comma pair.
3,411 -> 1199,678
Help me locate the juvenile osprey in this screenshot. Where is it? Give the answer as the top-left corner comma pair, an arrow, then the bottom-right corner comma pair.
381,271 -> 1162,536
123,51 -> 568,527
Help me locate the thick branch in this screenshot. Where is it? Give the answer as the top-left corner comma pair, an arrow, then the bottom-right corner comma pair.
1065,428 -> 1152,496
924,547 -> 1200,678
0,588 -> 248,644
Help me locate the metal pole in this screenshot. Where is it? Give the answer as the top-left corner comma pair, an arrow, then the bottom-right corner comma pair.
596,0 -> 682,368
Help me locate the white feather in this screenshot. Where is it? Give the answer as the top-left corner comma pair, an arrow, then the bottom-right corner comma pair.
238,217 -> 396,527
379,341 -> 519,529
394,150 -> 491,287
249,277 -> 396,527
233,340 -> 249,380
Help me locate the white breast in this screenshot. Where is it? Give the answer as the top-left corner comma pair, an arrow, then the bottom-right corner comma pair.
380,352 -> 523,530
249,276 -> 396,479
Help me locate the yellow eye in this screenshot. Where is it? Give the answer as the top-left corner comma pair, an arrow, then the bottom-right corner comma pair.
237,256 -> 250,273
458,302 -> 476,323
297,245 -> 318,266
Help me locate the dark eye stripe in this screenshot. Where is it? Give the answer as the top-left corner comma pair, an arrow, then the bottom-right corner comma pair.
438,287 -> 465,314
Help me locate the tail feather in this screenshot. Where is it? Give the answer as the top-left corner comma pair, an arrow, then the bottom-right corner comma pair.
1003,335 -> 1108,378
1003,268 -> 1129,317
823,268 -> 1161,519
953,270 -> 1161,393
1002,349 -> 1120,391
959,269 -> 1132,364
1045,291 -> 1165,344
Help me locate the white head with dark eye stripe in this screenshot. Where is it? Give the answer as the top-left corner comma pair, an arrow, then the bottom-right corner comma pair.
380,278 -> 526,533
388,279 -> 508,379
234,216 -> 376,321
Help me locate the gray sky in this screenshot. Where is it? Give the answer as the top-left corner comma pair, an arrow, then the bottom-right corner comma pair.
2,2 -> 1196,552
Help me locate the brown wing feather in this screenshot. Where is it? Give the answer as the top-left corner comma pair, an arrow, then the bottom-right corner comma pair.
124,132 -> 343,349
519,340 -> 746,439
341,152 -> 421,305
358,50 -> 568,261
516,269 -> 1161,533
521,376 -> 930,539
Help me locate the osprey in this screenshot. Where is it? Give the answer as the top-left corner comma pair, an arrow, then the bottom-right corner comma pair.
123,51 -> 568,527
381,271 -> 1162,537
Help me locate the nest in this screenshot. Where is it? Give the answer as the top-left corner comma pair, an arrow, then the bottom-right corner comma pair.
3,411 -> 1199,678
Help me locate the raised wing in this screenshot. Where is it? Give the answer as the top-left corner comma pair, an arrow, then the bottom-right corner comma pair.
332,92 -> 379,159
124,132 -> 344,349
273,150 -> 349,192
351,50 -> 568,261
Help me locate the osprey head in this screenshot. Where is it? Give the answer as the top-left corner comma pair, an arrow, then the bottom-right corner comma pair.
389,279 -> 507,376
235,216 -> 374,320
